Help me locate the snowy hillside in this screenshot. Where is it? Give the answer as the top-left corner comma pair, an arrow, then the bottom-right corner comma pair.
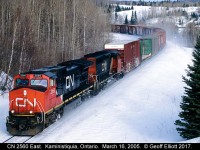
1,35 -> 199,142
1,4 -> 200,143
113,5 -> 200,28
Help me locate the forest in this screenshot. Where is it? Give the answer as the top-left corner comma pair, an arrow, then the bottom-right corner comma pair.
0,0 -> 111,82
1,0 -> 200,90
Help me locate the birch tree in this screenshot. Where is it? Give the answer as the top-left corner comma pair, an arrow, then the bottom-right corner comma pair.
0,0 -> 111,90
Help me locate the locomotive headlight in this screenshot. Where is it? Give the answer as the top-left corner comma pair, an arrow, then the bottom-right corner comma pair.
29,110 -> 33,114
11,110 -> 15,114
23,90 -> 27,96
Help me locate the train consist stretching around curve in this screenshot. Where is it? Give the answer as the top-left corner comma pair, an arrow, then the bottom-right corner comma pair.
6,24 -> 166,135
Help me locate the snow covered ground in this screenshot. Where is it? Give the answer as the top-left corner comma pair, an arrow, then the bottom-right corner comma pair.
1,33 -> 200,143
112,6 -> 151,24
113,5 -> 200,28
1,4 -> 200,144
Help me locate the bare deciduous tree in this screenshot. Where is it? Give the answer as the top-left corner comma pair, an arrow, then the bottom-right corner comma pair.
0,0 -> 111,90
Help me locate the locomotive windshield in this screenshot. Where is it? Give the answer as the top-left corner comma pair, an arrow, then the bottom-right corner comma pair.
31,79 -> 48,88
16,79 -> 29,87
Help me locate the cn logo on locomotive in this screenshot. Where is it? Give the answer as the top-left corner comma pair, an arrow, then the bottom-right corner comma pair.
15,98 -> 37,108
66,74 -> 74,89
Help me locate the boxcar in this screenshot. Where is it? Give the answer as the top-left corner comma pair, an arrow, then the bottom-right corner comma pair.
140,33 -> 161,61
105,40 -> 141,73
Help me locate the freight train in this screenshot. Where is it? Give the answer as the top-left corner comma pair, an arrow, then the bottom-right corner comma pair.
6,24 -> 166,135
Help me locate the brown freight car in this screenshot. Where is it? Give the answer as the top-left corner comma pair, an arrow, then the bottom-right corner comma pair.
105,40 -> 141,73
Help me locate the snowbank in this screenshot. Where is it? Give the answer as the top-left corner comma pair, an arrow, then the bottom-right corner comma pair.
24,41 -> 194,143
0,71 -> 13,92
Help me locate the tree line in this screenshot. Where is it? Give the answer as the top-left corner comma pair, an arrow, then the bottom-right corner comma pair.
110,0 -> 200,7
0,0 -> 111,90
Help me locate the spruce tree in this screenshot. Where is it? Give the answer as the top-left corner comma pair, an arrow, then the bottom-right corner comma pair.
175,36 -> 200,139
107,4 -> 112,13
115,4 -> 121,12
124,15 -> 129,24
115,12 -> 118,22
135,11 -> 137,24
130,11 -> 135,25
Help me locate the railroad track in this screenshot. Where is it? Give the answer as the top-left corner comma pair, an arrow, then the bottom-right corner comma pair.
2,78 -> 121,143
3,136 -> 34,143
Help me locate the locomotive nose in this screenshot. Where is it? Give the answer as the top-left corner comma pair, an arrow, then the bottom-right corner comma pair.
10,88 -> 38,114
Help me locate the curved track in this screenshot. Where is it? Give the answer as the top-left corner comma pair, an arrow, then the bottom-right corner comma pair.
5,24 -> 166,139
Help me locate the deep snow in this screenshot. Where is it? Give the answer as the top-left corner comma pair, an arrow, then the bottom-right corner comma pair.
1,5 -> 200,143
113,5 -> 200,28
1,36 -> 199,142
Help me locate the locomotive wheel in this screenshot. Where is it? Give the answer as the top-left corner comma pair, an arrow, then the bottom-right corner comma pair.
59,107 -> 64,117
45,118 -> 50,128
120,72 -> 124,79
81,94 -> 86,102
56,114 -> 61,121
93,82 -> 99,96
93,89 -> 99,96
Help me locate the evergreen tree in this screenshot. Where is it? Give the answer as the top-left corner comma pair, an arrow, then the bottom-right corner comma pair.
130,11 -> 135,25
132,1 -> 136,6
131,5 -> 134,10
179,18 -> 182,25
115,12 -> 118,22
175,36 -> 200,139
107,4 -> 112,13
115,4 -> 121,12
130,11 -> 137,25
135,11 -> 137,24
191,12 -> 198,20
124,15 -> 129,24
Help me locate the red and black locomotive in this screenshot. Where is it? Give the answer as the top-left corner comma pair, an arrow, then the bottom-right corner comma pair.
6,25 -> 166,135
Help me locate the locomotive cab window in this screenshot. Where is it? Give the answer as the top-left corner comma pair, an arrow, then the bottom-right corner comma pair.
16,79 -> 29,87
31,79 -> 48,88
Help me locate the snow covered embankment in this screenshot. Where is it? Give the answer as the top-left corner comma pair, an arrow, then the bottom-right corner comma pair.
1,40 -> 199,143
